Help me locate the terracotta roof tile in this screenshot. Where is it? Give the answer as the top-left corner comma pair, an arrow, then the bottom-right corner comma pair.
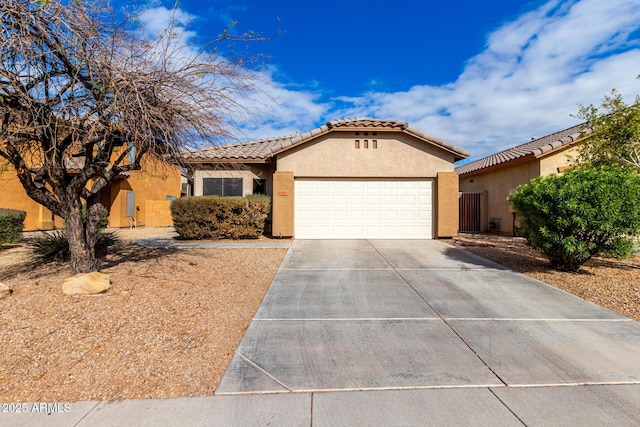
184,118 -> 469,162
455,123 -> 586,176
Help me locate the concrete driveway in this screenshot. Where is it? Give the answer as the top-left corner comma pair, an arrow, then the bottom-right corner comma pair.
217,239 -> 640,425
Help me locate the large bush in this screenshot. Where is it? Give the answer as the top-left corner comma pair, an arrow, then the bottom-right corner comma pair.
510,164 -> 640,271
0,208 -> 26,244
170,195 -> 271,240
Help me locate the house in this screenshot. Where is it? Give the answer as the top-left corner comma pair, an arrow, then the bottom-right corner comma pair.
455,123 -> 586,235
183,118 -> 469,239
0,157 -> 181,231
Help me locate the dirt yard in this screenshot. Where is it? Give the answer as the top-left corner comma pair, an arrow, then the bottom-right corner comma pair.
1,230 -> 638,402
452,233 -> 640,322
0,228 -> 288,402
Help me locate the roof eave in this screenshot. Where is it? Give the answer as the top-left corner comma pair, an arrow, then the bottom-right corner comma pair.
182,157 -> 269,164
457,153 -> 536,178
533,134 -> 589,159
402,128 -> 470,160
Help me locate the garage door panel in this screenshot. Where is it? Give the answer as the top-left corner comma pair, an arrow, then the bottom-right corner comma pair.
295,180 -> 433,239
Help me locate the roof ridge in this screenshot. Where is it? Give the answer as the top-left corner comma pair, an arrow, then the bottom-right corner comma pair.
456,123 -> 585,175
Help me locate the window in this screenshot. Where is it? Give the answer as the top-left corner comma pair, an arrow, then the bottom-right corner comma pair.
203,178 -> 243,197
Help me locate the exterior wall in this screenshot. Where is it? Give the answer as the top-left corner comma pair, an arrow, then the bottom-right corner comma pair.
145,200 -> 173,227
271,171 -> 294,237
459,159 -> 540,235
103,160 -> 180,228
193,165 -> 272,197
276,131 -> 456,177
435,172 -> 460,238
458,145 -> 579,235
0,159 -> 180,231
539,146 -> 580,176
0,165 -> 57,231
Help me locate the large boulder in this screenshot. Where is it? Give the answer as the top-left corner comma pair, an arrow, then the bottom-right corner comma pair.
62,272 -> 111,295
0,282 -> 12,299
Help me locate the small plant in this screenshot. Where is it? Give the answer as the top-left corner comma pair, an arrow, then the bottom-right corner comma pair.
27,230 -> 119,265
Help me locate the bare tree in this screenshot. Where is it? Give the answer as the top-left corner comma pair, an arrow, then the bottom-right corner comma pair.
0,0 -> 257,273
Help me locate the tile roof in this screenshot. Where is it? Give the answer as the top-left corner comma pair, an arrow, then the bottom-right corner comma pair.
183,118 -> 469,162
455,123 -> 587,176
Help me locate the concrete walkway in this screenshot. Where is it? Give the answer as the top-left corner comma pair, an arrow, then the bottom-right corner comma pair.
4,239 -> 640,426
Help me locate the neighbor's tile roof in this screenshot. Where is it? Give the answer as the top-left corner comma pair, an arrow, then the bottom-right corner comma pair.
455,123 -> 586,176
184,118 -> 469,162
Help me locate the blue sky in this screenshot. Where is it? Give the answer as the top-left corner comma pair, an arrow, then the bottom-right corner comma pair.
124,0 -> 640,163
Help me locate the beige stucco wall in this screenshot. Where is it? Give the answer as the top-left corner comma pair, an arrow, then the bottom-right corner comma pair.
436,172 -> 460,238
458,145 -> 579,235
459,159 -> 540,234
539,146 -> 579,176
271,171 -> 294,238
276,131 -> 456,177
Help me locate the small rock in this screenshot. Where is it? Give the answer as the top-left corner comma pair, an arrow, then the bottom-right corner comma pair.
0,282 -> 13,299
62,272 -> 111,295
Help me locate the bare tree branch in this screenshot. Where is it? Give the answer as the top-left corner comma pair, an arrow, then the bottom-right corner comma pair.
1,0 -> 260,273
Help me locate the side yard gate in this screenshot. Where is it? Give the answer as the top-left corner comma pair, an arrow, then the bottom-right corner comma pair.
459,192 -> 482,233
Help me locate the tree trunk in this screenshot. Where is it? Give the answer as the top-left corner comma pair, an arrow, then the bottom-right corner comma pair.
65,200 -> 99,275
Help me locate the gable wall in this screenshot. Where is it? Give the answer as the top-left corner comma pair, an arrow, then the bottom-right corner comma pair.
276,131 -> 456,177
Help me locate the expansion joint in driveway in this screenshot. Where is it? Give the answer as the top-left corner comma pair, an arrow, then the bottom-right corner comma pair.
370,241 -> 509,387
236,352 -> 293,392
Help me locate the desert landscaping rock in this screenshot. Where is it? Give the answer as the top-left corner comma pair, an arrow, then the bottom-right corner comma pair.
0,282 -> 13,299
62,271 -> 112,295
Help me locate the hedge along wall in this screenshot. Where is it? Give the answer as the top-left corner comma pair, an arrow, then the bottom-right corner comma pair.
0,207 -> 26,244
170,194 -> 271,240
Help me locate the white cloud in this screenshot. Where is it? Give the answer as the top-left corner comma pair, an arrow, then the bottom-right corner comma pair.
327,0 -> 640,162
137,6 -> 196,41
134,1 -> 640,160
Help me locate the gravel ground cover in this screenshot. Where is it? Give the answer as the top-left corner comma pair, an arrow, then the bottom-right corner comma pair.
0,228 -> 287,402
1,229 -> 638,402
452,233 -> 640,322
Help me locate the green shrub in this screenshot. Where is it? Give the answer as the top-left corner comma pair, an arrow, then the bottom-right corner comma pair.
170,194 -> 271,240
510,164 -> 640,271
27,230 -> 119,264
0,208 -> 26,244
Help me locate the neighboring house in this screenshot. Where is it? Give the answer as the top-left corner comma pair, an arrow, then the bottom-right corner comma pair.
456,124 -> 586,235
183,118 -> 469,239
0,157 -> 181,231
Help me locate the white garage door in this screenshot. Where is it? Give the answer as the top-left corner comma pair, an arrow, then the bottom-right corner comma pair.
295,179 -> 433,239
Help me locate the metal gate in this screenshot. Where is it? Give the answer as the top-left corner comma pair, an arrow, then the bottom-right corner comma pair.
459,192 -> 481,232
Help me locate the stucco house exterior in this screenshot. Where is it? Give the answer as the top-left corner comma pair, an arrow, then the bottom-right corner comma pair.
456,124 -> 586,235
183,118 -> 469,239
0,157 -> 181,231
